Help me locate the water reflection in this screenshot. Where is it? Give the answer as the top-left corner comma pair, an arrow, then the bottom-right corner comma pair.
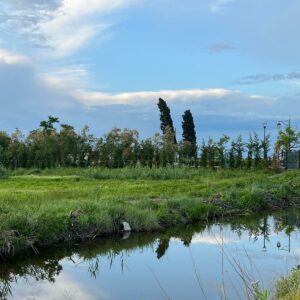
2,209 -> 300,299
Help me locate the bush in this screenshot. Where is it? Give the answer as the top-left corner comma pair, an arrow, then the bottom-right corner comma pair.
0,166 -> 9,179
275,270 -> 300,300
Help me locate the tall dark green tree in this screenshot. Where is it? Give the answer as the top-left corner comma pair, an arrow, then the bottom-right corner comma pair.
182,110 -> 197,144
157,98 -> 176,143
180,110 -> 197,164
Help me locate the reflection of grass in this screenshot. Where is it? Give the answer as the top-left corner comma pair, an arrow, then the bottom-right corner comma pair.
0,168 -> 300,258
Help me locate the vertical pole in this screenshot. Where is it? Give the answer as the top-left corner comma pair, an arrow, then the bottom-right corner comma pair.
263,123 -> 267,161
286,119 -> 291,170
289,230 -> 291,253
288,119 -> 291,152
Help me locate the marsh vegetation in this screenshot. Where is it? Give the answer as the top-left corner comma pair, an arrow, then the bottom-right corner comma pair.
0,168 -> 300,259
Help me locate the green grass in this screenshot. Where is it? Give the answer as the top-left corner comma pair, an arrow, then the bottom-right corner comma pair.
275,269 -> 300,300
0,167 -> 300,258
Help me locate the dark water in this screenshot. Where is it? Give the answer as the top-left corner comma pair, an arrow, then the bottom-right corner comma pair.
2,210 -> 300,300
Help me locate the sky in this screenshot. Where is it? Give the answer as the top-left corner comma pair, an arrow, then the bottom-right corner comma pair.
0,0 -> 300,141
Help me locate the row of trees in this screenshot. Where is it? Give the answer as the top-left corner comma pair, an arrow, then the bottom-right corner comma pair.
0,99 -> 299,169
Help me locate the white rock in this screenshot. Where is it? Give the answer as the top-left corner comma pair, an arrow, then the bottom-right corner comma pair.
121,221 -> 131,232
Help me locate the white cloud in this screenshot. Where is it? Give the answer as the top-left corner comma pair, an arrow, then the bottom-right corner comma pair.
42,0 -> 141,57
0,48 -> 30,64
42,64 -> 93,90
72,88 -> 232,106
41,67 -> 280,115
0,0 -> 140,58
210,0 -> 236,14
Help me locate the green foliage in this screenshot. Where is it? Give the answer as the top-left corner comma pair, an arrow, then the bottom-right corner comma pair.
216,135 -> 230,168
253,288 -> 270,300
0,166 -> 8,179
157,98 -> 176,143
275,270 -> 300,300
39,116 -> 59,133
235,135 -> 244,168
0,113 -> 299,170
200,141 -> 208,168
277,126 -> 300,152
182,109 -> 197,145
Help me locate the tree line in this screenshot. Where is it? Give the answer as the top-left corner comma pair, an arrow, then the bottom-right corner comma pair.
0,98 -> 299,169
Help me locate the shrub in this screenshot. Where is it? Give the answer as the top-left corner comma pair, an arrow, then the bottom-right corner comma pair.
275,270 -> 300,300
0,166 -> 8,179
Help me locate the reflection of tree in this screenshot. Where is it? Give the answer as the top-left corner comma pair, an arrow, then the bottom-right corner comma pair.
274,213 -> 300,233
229,216 -> 269,242
228,210 -> 300,252
0,258 -> 63,299
260,217 -> 270,251
156,239 -> 170,259
273,213 -> 298,252
181,237 -> 192,247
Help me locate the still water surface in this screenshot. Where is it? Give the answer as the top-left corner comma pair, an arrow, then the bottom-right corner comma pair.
2,210 -> 300,300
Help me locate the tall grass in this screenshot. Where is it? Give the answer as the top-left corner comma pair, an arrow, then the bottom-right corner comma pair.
275,270 -> 300,300
8,166 -> 279,180
84,166 -> 202,180
0,168 -> 299,258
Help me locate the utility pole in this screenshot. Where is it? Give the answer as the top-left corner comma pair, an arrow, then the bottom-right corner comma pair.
263,122 -> 267,161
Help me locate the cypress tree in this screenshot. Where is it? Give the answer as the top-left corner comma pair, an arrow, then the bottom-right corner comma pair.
181,110 -> 197,163
157,98 -> 177,143
182,110 -> 197,144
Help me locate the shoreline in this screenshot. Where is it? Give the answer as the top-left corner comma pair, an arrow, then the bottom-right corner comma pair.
1,169 -> 300,261
1,197 -> 298,261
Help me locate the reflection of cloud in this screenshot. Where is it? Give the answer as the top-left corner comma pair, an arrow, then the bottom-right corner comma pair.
172,228 -> 239,245
12,271 -> 107,300
190,233 -> 235,245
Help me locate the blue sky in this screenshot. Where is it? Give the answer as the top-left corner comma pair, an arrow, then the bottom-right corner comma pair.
0,0 -> 300,140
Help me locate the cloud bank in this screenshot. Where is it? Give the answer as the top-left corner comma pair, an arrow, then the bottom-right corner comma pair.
0,0 -> 140,57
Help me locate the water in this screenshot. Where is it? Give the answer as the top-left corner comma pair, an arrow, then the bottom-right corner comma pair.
2,210 -> 300,300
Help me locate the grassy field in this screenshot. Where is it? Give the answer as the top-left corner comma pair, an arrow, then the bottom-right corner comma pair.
0,167 -> 300,258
